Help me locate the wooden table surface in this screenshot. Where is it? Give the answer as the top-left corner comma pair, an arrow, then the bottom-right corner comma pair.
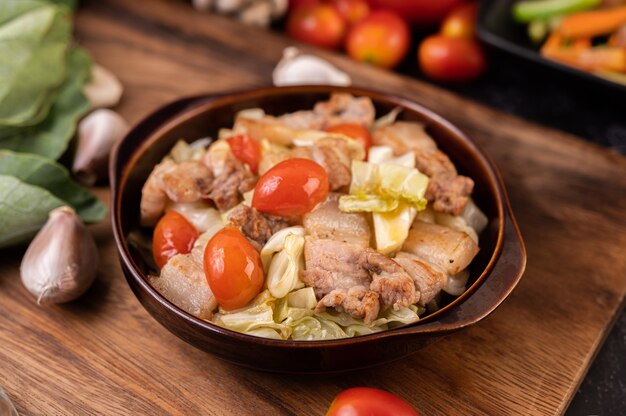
1,0 -> 626,414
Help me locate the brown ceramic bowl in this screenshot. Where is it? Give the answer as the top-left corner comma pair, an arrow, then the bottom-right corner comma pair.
111,85 -> 526,374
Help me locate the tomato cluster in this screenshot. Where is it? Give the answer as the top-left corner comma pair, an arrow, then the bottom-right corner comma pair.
285,0 -> 486,81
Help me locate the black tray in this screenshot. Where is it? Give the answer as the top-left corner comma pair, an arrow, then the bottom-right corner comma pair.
476,0 -> 626,94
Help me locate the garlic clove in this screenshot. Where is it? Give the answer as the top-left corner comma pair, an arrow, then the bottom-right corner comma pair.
270,0 -> 288,19
192,0 -> 214,11
239,1 -> 272,27
83,64 -> 124,109
0,387 -> 18,416
20,206 -> 99,305
273,47 -> 352,87
72,109 -> 129,186
215,0 -> 248,14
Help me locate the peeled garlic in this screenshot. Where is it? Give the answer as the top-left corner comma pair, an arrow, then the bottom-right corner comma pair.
270,0 -> 288,18
20,207 -> 99,305
215,0 -> 247,14
72,109 -> 129,186
240,1 -> 272,27
273,47 -> 352,87
83,64 -> 123,109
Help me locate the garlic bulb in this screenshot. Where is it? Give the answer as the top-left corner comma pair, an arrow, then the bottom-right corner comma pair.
83,64 -> 123,109
20,207 -> 99,305
72,109 -> 129,186
240,1 -> 272,27
273,47 -> 352,87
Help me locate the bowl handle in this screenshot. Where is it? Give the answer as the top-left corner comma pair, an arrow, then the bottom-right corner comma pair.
396,208 -> 526,335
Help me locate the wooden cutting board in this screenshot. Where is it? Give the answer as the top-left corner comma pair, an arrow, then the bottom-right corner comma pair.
1,0 -> 625,414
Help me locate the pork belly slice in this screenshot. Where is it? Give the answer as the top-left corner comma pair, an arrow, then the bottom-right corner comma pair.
228,204 -> 291,251
316,286 -> 380,325
300,238 -> 372,297
149,252 -> 217,320
302,238 -> 417,322
303,193 -> 371,247
313,93 -> 376,128
363,250 -> 418,311
373,121 -> 474,215
207,154 -> 256,211
394,252 -> 447,306
402,220 -> 479,276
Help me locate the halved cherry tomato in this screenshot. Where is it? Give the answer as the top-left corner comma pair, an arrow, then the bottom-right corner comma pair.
252,158 -> 329,217
152,210 -> 198,269
226,134 -> 261,174
326,387 -> 421,416
203,227 -> 264,311
331,0 -> 370,25
441,2 -> 479,39
287,4 -> 347,49
418,35 -> 486,82
345,10 -> 410,69
325,123 -> 372,155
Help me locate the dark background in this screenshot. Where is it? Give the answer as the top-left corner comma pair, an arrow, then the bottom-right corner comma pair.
401,49 -> 626,415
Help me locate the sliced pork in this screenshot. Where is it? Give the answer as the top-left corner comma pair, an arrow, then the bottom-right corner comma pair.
394,252 -> 447,306
316,286 -> 380,325
303,193 -> 371,247
313,93 -> 376,128
208,154 -> 256,211
373,121 -> 474,215
228,204 -> 291,251
402,220 -> 479,276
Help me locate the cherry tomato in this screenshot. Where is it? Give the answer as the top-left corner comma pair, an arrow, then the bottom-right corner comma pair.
418,35 -> 486,82
152,210 -> 198,269
252,158 -> 329,217
226,134 -> 261,174
325,123 -> 372,155
345,11 -> 410,69
441,2 -> 479,39
366,0 -> 463,26
331,0 -> 370,25
203,227 -> 264,311
287,4 -> 347,49
326,387 -> 421,416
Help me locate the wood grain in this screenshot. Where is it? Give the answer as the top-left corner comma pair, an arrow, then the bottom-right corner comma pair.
1,0 -> 625,414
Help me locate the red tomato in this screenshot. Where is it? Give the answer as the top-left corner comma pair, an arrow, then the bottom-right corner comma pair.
287,4 -> 347,49
326,387 -> 421,416
203,227 -> 264,311
226,134 -> 261,174
331,0 -> 370,25
366,0 -> 463,25
418,35 -> 486,82
345,11 -> 410,69
252,158 -> 329,217
325,123 -> 372,155
441,2 -> 479,39
152,210 -> 198,269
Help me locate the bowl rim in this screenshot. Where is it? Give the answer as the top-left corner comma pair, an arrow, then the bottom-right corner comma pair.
111,85 -> 519,348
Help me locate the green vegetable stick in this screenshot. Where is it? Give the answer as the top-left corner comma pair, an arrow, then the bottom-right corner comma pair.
513,0 -> 600,23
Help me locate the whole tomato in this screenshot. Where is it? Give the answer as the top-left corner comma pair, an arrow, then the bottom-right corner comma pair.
366,0 -> 463,26
325,123 -> 372,155
345,10 -> 410,69
331,0 -> 370,25
152,210 -> 198,269
418,35 -> 486,82
287,4 -> 347,49
252,158 -> 329,217
441,2 -> 479,38
326,387 -> 421,416
203,227 -> 264,311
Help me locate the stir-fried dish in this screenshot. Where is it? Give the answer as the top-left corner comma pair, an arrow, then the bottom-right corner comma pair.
139,94 -> 488,341
513,0 -> 626,84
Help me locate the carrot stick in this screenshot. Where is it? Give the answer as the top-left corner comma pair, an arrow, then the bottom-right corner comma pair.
572,38 -> 592,50
542,47 -> 626,72
559,5 -> 626,38
541,32 -> 564,54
